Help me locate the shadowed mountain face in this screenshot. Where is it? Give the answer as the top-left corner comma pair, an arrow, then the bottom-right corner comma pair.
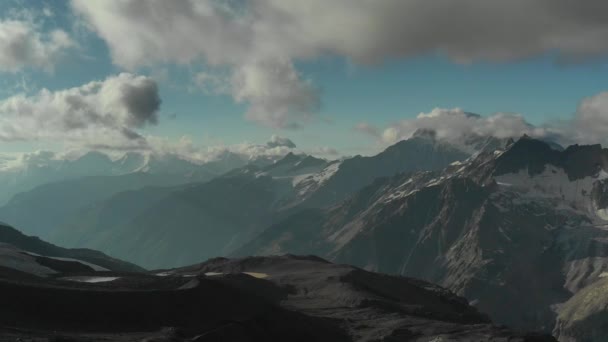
0,173 -> 196,239
0,222 -> 143,273
237,137 -> 608,337
0,239 -> 556,342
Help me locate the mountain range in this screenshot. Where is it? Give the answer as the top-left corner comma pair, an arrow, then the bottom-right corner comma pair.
236,136 -> 608,340
1,132 -> 607,341
39,134 -> 472,268
0,223 -> 554,341
0,150 -> 261,206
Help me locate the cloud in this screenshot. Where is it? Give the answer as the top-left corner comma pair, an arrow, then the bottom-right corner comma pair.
232,59 -> 319,129
361,95 -> 608,149
71,0 -> 321,129
266,134 -> 296,148
371,108 -> 541,145
355,122 -> 381,138
565,92 -> 608,146
71,0 -> 608,129
0,73 -> 160,149
0,18 -> 74,72
312,146 -> 339,157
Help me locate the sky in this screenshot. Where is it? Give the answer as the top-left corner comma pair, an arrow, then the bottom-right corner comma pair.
1,0 -> 608,161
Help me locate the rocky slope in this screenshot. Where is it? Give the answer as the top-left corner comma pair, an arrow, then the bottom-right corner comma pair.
554,276 -> 608,341
237,137 -> 608,337
0,254 -> 555,341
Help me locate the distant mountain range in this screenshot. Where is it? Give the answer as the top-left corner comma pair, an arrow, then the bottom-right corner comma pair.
0,149 -> 283,240
0,150 -> 266,205
36,134 -> 474,269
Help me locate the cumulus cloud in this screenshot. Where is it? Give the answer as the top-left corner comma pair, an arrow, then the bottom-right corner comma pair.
0,18 -> 73,72
0,73 -> 160,148
266,134 -> 296,148
358,96 -> 608,149
71,0 -> 321,129
71,0 -> 608,128
233,59 -> 319,129
564,92 -> 608,146
371,108 -> 544,145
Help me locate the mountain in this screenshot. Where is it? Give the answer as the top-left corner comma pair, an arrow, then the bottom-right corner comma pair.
49,185 -> 176,248
0,254 -> 555,341
52,136 -> 473,269
289,134 -> 470,208
0,150 -> 249,205
0,172 -> 198,239
53,153 -> 330,269
0,149 -> 277,239
554,275 -> 608,341
237,137 -> 608,337
0,222 -> 142,273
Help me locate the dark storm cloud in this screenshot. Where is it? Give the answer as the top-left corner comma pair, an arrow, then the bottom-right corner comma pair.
121,78 -> 161,127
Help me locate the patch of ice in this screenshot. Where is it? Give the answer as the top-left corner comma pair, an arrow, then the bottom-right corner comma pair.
294,161 -> 341,196
243,272 -> 268,279
597,209 -> 608,221
291,173 -> 315,187
23,252 -> 108,271
495,165 -> 607,219
204,271 -> 269,279
63,276 -> 120,283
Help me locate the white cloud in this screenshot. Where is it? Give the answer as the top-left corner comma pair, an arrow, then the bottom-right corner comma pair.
232,59 -> 319,129
358,96 -> 608,149
565,92 -> 608,146
355,122 -> 381,138
0,19 -> 73,72
266,134 -> 296,148
312,146 -> 339,157
0,73 -> 160,149
71,0 -> 608,129
373,108 -> 543,145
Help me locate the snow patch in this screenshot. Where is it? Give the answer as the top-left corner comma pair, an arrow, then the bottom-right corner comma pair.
597,209 -> 608,221
204,271 -> 269,279
63,276 -> 120,283
22,252 -> 108,271
293,161 -> 341,196
495,165 -> 608,220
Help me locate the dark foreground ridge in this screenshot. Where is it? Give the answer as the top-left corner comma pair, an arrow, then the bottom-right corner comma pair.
0,250 -> 555,341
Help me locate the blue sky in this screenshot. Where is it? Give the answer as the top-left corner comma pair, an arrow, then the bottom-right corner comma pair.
1,0 -> 608,158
